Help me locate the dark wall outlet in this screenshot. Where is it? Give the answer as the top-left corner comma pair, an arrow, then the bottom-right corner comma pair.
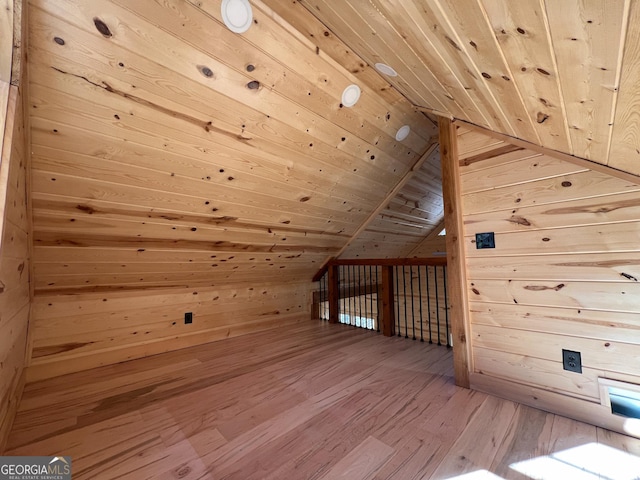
475,232 -> 495,249
184,312 -> 193,324
562,349 -> 582,373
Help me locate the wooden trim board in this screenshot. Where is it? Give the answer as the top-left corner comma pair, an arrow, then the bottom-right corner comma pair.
471,373 -> 640,438
456,119 -> 640,184
328,257 -> 447,267
439,117 -> 471,388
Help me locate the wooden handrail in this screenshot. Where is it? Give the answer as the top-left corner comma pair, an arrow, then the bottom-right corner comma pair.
312,257 -> 446,282
327,257 -> 447,267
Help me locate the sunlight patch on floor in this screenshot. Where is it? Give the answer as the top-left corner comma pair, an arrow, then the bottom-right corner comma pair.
444,442 -> 640,480
510,442 -> 640,480
443,470 -> 505,480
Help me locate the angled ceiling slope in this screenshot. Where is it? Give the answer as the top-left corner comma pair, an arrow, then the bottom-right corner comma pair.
339,145 -> 444,259
264,0 -> 448,262
29,0 -> 437,293
296,0 -> 640,178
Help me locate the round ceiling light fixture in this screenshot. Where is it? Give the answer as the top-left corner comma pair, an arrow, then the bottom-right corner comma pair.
374,62 -> 398,77
395,125 -> 411,141
221,0 -> 253,34
341,84 -> 361,107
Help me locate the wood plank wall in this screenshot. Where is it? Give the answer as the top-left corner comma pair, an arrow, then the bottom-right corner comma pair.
0,88 -> 30,454
0,0 -> 13,147
29,282 -> 311,381
25,0 -> 436,380
0,0 -> 30,454
458,126 -> 640,434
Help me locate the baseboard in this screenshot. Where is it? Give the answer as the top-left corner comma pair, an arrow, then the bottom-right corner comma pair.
0,368 -> 26,454
470,372 -> 640,438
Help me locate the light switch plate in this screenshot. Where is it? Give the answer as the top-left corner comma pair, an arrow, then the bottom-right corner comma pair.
475,232 -> 495,249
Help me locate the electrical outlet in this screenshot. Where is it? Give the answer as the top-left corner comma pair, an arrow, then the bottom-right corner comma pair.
184,312 -> 193,324
475,232 -> 495,249
562,349 -> 582,373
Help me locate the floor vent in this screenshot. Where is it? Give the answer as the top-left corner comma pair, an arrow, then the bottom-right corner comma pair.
599,378 -> 640,419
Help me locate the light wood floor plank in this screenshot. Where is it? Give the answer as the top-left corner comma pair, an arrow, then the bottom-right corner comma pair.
488,405 -> 555,480
6,321 -> 640,479
318,436 -> 394,480
429,396 -> 518,478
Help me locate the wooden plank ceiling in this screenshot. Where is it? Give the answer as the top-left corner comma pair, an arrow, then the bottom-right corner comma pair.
29,0 -> 439,293
294,0 -> 640,177
339,145 -> 444,259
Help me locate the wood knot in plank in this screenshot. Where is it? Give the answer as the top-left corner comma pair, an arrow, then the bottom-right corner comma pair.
93,18 -> 112,37
177,466 -> 192,477
76,204 -> 97,214
445,35 -> 461,51
536,112 -> 549,124
524,283 -> 565,291
507,216 -> 531,226
621,272 -> 638,282
197,65 -> 214,78
210,216 -> 239,224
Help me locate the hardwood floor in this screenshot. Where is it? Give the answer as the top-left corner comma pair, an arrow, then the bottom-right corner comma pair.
7,321 -> 640,479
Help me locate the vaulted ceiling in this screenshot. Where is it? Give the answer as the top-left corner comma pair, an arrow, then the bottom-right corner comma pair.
29,0 -> 640,293
29,0 -> 438,293
283,0 -> 640,177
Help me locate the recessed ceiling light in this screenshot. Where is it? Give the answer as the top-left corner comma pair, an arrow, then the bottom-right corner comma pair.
375,63 -> 398,77
341,84 -> 361,107
396,125 -> 411,141
221,0 -> 253,34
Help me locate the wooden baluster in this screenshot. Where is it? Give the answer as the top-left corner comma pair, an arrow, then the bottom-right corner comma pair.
379,266 -> 396,337
328,264 -> 340,324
